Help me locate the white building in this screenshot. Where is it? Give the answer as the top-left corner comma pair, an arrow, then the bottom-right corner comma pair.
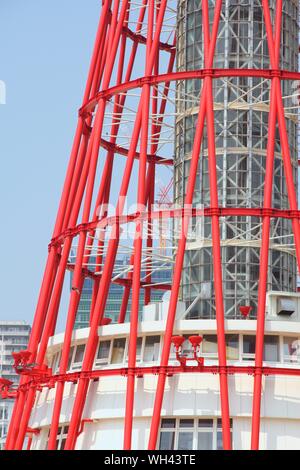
28,292 -> 300,450
0,321 -> 30,449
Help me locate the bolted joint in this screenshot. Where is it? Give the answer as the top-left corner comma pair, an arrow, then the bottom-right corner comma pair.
203,68 -> 214,77
270,69 -> 282,78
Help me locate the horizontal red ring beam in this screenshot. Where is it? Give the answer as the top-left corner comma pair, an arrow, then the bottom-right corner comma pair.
49,207 -> 300,248
100,137 -> 172,165
14,364 -> 300,394
80,68 -> 300,116
122,25 -> 174,53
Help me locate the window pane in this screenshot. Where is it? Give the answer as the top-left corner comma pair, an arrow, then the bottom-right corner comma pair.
217,430 -> 233,450
243,335 -> 256,354
60,439 -> 66,450
179,419 -> 194,428
111,338 -> 126,364
283,337 -> 300,362
198,431 -> 213,450
178,432 -> 193,450
159,432 -> 175,450
144,336 -> 160,361
202,335 -> 218,355
67,347 -> 74,370
161,419 -> 176,429
198,419 -> 213,428
74,345 -> 85,364
226,334 -> 239,360
263,336 -> 279,362
217,431 -> 223,450
126,337 -> 142,360
97,341 -> 110,362
136,337 -> 142,357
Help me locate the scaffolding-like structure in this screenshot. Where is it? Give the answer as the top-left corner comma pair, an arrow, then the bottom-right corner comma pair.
3,0 -> 300,451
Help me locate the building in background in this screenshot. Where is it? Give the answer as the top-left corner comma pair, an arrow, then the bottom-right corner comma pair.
0,321 -> 30,449
72,257 -> 172,328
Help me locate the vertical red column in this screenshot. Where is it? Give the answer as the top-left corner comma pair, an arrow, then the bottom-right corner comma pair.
251,0 -> 300,450
148,0 -> 231,450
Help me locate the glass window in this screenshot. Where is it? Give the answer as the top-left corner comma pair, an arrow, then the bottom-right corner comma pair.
159,419 -> 175,450
202,335 -> 218,356
263,336 -> 279,362
74,345 -> 85,364
198,419 -> 213,428
242,335 -> 256,360
96,340 -> 111,364
111,338 -> 126,364
161,419 -> 175,428
159,418 -> 232,450
49,424 -> 69,451
144,336 -> 160,362
198,431 -> 213,450
217,419 -> 233,450
51,353 -> 60,374
159,431 -> 175,450
283,337 -> 300,363
126,337 -> 142,362
178,432 -> 193,450
225,335 -> 239,360
179,419 -> 194,428
198,419 -> 213,450
67,347 -> 74,370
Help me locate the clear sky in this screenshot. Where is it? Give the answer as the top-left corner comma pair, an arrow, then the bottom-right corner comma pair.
0,1 -> 101,326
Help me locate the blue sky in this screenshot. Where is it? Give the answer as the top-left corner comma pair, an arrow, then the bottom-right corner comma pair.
0,1 -> 101,325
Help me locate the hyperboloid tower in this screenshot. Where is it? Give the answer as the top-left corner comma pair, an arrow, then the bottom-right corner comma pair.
3,0 -> 300,451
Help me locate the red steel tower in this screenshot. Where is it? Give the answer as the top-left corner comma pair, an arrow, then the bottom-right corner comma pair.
3,0 -> 300,451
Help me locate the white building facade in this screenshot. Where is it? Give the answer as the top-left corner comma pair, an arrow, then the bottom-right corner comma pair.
28,292 -> 300,450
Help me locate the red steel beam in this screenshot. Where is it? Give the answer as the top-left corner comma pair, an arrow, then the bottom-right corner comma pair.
202,0 -> 231,450
12,364 -> 300,393
251,0 -> 300,450
148,0 -> 224,450
49,207 -> 300,251
123,0 -> 155,448
251,0 -> 283,451
80,69 -> 300,116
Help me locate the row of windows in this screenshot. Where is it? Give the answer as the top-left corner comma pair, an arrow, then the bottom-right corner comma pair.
0,326 -> 30,333
50,333 -> 300,373
0,336 -> 29,344
159,418 -> 232,451
2,345 -> 26,353
43,418 -> 231,451
51,335 -> 161,373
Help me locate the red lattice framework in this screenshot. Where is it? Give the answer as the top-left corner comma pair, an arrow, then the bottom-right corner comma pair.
4,0 -> 300,451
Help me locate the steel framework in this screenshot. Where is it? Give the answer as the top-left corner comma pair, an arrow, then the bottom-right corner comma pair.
4,0 -> 300,451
